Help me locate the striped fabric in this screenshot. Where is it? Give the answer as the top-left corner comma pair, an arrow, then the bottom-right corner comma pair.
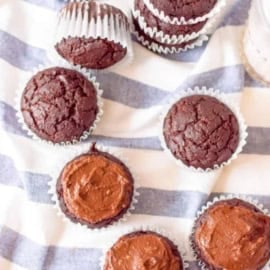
1,0 -> 270,269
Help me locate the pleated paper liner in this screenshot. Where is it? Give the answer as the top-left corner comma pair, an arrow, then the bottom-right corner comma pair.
49,0 -> 133,72
190,194 -> 270,270
48,143 -> 140,231
142,0 -> 226,25
159,87 -> 248,172
15,61 -> 103,146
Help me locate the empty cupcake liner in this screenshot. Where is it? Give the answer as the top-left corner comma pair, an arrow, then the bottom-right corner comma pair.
100,225 -> 189,269
190,194 -> 270,270
15,60 -> 104,146
50,0 -> 133,72
142,0 -> 226,25
159,87 -> 248,172
133,28 -> 208,54
132,7 -> 215,44
48,143 -> 140,231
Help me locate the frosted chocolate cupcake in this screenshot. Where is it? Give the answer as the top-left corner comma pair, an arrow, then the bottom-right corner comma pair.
104,231 -> 183,269
56,146 -> 134,229
54,1 -> 132,70
20,67 -> 100,144
191,198 -> 270,270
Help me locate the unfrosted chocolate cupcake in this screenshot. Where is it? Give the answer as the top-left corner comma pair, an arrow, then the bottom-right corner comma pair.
20,67 -> 99,144
57,146 -> 134,228
134,0 -> 207,44
163,95 -> 239,170
192,198 -> 270,270
104,231 -> 183,269
146,0 -> 217,21
133,18 -> 201,54
55,1 -> 131,70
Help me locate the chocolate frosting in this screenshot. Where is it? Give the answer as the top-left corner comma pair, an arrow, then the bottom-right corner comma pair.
59,152 -> 133,225
104,231 -> 183,270
194,199 -> 270,270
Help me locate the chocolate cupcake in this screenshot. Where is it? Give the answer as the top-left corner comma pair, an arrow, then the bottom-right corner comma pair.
20,67 -> 101,144
191,198 -> 270,270
143,0 -> 223,25
162,91 -> 244,170
133,0 -> 208,44
54,1 -> 132,70
104,231 -> 183,269
56,146 -> 134,229
133,18 -> 208,54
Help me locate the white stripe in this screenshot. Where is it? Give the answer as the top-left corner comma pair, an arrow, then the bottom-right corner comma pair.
0,0 -> 57,49
213,154 -> 270,195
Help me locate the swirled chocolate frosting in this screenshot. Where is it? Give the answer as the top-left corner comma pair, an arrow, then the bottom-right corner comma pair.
58,150 -> 133,227
194,199 -> 270,270
104,231 -> 183,270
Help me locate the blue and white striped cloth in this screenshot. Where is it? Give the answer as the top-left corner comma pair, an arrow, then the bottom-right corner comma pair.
1,0 -> 270,269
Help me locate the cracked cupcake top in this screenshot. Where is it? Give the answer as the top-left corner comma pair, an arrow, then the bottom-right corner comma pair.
21,67 -> 98,143
163,94 -> 239,169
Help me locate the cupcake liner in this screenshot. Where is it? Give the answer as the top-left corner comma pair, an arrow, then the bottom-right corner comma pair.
48,143 -> 140,231
159,87 -> 248,172
15,60 -> 104,146
49,0 -> 133,72
100,225 -> 189,269
132,7 -> 215,44
241,30 -> 270,87
142,0 -> 226,25
190,194 -> 270,270
133,27 -> 209,54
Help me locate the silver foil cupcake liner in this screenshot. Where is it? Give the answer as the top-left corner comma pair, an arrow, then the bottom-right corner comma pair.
50,0 -> 133,72
48,144 -> 140,231
133,29 -> 209,54
190,194 -> 270,270
15,60 -> 103,146
159,87 -> 248,172
132,7 -> 215,44
100,225 -> 189,269
142,0 -> 226,25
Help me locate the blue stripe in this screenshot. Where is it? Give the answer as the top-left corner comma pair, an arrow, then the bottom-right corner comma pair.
0,30 -> 47,71
0,225 -> 201,270
1,152 -> 270,216
0,226 -> 101,270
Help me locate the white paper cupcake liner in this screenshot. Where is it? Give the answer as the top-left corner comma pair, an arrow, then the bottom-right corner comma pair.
133,28 -> 208,54
15,60 -> 104,146
100,225 -> 189,269
50,0 -> 133,72
132,7 -> 215,44
190,194 -> 270,270
48,143 -> 140,231
142,0 -> 226,25
159,87 -> 248,172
